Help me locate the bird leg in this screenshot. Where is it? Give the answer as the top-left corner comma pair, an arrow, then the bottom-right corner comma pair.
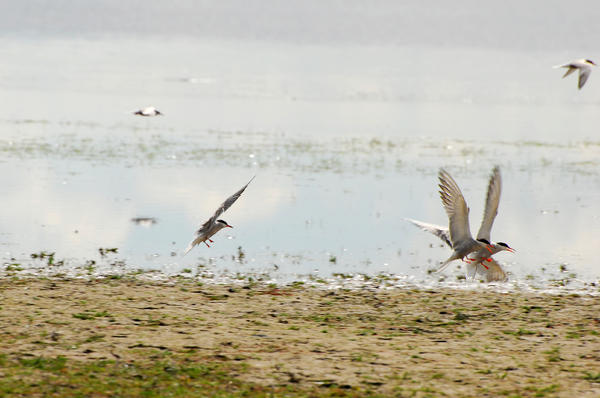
204,241 -> 211,248
208,239 -> 214,243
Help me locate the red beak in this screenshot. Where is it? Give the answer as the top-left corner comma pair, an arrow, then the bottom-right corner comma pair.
226,225 -> 233,228
486,245 -> 493,253
507,248 -> 515,253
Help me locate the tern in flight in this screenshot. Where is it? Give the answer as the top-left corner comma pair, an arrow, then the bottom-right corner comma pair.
184,177 -> 254,255
407,167 -> 514,281
554,59 -> 596,89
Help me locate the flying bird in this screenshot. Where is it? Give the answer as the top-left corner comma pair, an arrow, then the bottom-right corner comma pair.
407,167 -> 514,281
554,59 -> 596,89
133,107 -> 163,116
435,169 -> 496,272
183,177 -> 254,255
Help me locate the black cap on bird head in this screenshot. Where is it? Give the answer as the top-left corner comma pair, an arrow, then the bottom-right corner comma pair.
477,238 -> 491,245
497,241 -> 515,252
586,59 -> 596,65
217,219 -> 233,228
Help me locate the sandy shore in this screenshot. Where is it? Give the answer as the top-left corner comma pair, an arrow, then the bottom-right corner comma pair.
1,277 -> 599,397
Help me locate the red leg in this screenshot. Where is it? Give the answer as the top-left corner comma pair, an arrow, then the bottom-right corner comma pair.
208,239 -> 214,243
204,241 -> 211,248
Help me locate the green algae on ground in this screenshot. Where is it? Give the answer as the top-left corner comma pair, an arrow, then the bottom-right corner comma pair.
1,277 -> 600,397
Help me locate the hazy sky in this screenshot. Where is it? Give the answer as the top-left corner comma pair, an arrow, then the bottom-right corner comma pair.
0,1 -> 598,51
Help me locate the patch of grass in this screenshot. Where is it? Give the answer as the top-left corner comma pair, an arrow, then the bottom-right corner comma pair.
0,354 -> 369,397
72,310 -> 112,320
543,346 -> 562,362
83,334 -> 106,344
583,372 -> 600,382
502,328 -> 536,336
453,311 -> 469,321
526,383 -> 559,397
98,247 -> 118,257
19,356 -> 67,371
5,263 -> 23,271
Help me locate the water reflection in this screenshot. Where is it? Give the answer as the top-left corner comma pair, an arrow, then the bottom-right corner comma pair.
0,11 -> 599,289
0,131 -> 598,288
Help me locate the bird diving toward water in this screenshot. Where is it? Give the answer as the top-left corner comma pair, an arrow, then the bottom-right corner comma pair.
183,176 -> 255,255
554,59 -> 596,89
133,106 -> 163,116
407,167 -> 514,281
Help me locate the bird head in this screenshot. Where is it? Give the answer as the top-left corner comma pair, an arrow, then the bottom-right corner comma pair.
495,241 -> 515,253
216,219 -> 233,229
585,59 -> 597,66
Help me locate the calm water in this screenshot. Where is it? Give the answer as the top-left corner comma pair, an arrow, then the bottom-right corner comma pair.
1,2 -> 599,290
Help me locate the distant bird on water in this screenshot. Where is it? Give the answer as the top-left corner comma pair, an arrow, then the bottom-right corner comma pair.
184,177 -> 255,255
554,59 -> 596,89
133,107 -> 163,116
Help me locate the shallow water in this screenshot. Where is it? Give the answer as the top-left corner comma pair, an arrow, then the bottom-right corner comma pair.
1,2 -> 599,291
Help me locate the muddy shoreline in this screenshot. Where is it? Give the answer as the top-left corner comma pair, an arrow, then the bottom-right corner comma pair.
1,277 -> 599,396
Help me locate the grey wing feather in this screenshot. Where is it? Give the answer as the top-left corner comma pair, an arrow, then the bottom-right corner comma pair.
562,66 -> 577,78
405,218 -> 452,248
184,176 -> 255,256
197,176 -> 255,234
438,169 -> 472,245
578,68 -> 591,89
476,166 -> 501,241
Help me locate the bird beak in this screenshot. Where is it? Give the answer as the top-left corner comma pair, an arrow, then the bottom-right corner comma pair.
507,247 -> 515,253
226,225 -> 233,228
486,245 -> 493,253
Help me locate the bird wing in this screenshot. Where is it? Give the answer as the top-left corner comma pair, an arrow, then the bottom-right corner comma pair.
482,258 -> 508,282
196,176 -> 255,235
405,218 -> 452,248
560,66 -> 577,78
578,67 -> 591,89
438,169 -> 473,246
476,166 -> 502,241
183,176 -> 255,256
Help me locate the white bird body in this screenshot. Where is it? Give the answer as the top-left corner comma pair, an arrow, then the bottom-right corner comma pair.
183,177 -> 254,255
134,106 -> 162,116
554,59 -> 596,89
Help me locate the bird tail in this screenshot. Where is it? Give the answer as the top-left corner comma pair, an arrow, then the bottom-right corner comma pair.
436,257 -> 455,273
183,238 -> 200,256
183,245 -> 193,256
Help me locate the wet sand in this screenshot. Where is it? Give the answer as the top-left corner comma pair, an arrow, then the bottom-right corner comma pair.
1,277 -> 599,397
